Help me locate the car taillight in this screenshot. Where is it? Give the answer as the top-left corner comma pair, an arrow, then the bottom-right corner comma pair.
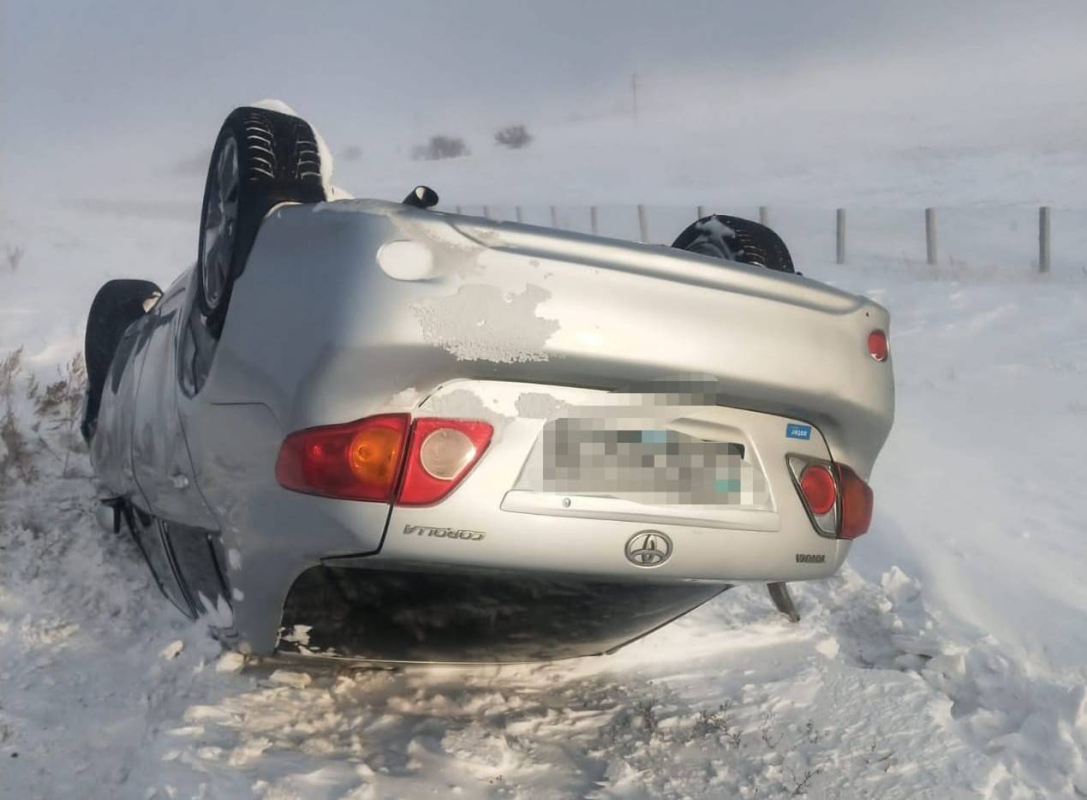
275,413 -> 410,501
835,463 -> 874,540
868,329 -> 889,362
276,414 -> 492,505
398,418 -> 493,506
799,465 -> 837,515
787,455 -> 873,540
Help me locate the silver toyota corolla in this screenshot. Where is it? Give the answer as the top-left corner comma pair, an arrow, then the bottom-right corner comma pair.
83,105 -> 895,663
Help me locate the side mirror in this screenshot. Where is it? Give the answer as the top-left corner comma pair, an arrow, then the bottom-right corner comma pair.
94,497 -> 127,534
402,185 -> 439,209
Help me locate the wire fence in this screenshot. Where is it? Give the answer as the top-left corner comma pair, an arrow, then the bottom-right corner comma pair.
442,204 -> 1087,278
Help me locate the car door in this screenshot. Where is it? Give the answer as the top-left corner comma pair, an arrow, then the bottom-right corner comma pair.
130,283 -> 218,529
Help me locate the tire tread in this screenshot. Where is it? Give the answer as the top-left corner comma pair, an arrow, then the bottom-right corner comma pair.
195,106 -> 328,337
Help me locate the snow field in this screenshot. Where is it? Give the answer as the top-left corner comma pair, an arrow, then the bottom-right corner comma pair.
2,192 -> 1087,795
2,239 -> 1087,796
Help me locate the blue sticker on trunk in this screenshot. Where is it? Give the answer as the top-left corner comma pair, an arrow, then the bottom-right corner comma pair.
786,423 -> 812,440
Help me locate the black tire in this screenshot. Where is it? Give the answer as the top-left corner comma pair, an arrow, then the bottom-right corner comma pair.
196,106 -> 326,337
82,278 -> 163,442
672,214 -> 795,274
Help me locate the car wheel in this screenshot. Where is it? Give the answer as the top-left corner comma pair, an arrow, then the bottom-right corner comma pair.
196,106 -> 326,337
672,214 -> 795,274
82,278 -> 163,442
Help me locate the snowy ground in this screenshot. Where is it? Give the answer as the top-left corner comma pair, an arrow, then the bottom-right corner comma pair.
2,217 -> 1086,798
6,3 -> 1087,794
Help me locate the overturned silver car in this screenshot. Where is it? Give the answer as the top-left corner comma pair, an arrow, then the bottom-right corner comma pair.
83,105 -> 895,663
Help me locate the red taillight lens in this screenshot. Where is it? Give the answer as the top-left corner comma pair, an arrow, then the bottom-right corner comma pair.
799,465 -> 837,516
868,329 -> 889,362
789,454 -> 874,540
835,463 -> 874,539
276,415 -> 493,505
275,414 -> 410,501
397,418 -> 493,506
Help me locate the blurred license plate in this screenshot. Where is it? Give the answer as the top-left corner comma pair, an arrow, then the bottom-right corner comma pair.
541,421 -> 756,504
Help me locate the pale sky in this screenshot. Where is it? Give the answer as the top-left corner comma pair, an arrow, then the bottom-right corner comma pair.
4,0 -> 1087,209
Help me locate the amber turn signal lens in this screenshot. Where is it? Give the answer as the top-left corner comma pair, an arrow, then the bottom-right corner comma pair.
275,414 -> 410,501
348,425 -> 405,486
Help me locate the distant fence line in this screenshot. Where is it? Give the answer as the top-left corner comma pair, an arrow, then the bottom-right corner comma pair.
446,204 -> 1069,275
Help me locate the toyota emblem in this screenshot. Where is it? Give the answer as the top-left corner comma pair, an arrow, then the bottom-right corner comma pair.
625,531 -> 673,567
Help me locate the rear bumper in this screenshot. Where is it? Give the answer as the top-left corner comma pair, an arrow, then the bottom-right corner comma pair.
266,387 -> 851,663
381,380 -> 851,582
185,385 -> 853,659
278,561 -> 729,663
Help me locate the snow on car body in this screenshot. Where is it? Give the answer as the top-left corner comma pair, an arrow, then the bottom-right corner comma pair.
85,107 -> 894,663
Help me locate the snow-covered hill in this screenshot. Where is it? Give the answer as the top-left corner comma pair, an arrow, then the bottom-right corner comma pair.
2,216 -> 1086,797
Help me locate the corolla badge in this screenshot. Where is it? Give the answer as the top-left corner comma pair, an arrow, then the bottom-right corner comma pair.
625,531 -> 673,567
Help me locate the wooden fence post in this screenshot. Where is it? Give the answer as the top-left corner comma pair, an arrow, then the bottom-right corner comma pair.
515,206 -> 524,223
590,206 -> 599,234
759,206 -> 769,226
925,208 -> 938,266
697,205 -> 707,219
836,208 -> 846,264
1039,206 -> 1051,274
550,205 -> 559,229
638,204 -> 649,243
482,205 -> 490,220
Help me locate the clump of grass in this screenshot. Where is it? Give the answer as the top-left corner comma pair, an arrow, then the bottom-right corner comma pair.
635,699 -> 659,737
494,124 -> 532,149
32,354 -> 87,477
760,711 -> 781,749
5,245 -> 23,272
0,349 -> 87,486
412,135 -> 470,161
34,354 -> 86,418
788,767 -> 820,796
693,701 -> 742,747
0,348 -> 35,485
